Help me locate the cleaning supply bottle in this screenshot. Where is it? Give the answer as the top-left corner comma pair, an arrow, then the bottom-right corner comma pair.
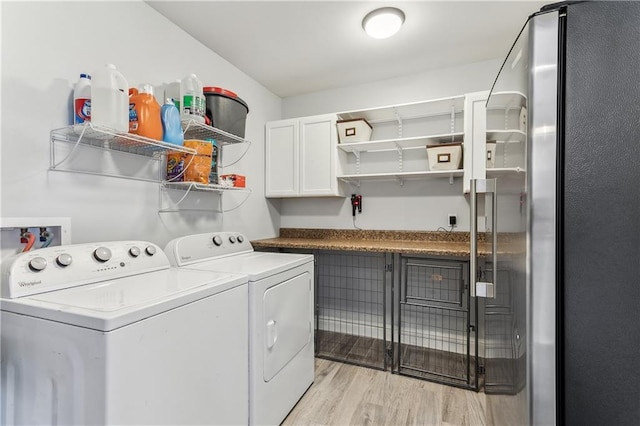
73,73 -> 92,124
128,85 -> 163,140
91,64 -> 129,132
180,74 -> 205,124
195,76 -> 206,120
161,98 -> 184,145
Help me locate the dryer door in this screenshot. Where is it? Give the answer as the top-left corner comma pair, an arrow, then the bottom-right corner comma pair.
263,271 -> 312,382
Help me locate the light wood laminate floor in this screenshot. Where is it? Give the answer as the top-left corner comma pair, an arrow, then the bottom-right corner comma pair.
283,358 -> 487,426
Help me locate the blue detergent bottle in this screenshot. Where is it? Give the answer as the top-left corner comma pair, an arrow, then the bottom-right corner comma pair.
161,98 -> 184,145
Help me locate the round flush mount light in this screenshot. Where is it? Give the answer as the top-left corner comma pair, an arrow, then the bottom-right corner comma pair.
362,7 -> 405,39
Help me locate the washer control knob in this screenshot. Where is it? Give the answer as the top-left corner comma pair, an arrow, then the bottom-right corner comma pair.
56,254 -> 73,267
29,257 -> 47,272
212,235 -> 223,246
237,235 -> 244,243
145,246 -> 156,256
129,247 -> 141,257
229,235 -> 236,244
93,247 -> 112,263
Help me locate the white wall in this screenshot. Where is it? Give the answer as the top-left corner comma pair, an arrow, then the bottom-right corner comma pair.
279,59 -> 525,232
282,59 -> 503,118
0,0 -> 282,251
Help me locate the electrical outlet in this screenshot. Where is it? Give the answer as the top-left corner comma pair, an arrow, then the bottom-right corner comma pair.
448,214 -> 457,228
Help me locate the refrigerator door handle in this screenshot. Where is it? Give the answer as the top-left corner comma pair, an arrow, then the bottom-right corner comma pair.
470,178 -> 497,298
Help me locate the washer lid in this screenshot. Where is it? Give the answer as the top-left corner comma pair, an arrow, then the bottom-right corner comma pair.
184,252 -> 313,281
0,268 -> 247,331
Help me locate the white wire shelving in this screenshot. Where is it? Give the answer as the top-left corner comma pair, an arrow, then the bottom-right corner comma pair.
49,121 -> 252,213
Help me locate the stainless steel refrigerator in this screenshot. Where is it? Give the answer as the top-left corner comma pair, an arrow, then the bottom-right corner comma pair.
482,1 -> 640,425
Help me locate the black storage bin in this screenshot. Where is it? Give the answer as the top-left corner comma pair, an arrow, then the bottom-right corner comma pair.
203,87 -> 249,138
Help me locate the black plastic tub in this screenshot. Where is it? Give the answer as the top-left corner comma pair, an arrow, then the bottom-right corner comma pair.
203,87 -> 249,138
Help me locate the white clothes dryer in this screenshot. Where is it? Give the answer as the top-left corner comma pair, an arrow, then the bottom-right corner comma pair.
1,241 -> 249,426
165,232 -> 314,426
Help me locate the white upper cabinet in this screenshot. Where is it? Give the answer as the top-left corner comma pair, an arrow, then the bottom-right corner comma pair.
265,119 -> 299,197
265,114 -> 345,198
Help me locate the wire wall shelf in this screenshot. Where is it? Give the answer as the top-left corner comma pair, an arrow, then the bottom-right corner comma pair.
162,181 -> 250,193
182,120 -> 249,145
159,182 -> 252,213
50,122 -> 252,213
51,123 -> 195,158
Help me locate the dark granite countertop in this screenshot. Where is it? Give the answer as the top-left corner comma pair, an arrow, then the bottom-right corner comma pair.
251,228 -> 524,257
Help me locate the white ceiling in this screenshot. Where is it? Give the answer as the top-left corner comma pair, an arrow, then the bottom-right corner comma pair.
147,1 -> 547,98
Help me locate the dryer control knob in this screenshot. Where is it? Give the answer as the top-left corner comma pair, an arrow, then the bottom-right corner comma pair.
229,235 -> 236,243
145,246 -> 157,256
237,235 -> 244,243
212,235 -> 223,246
56,254 -> 73,267
29,257 -> 47,272
129,247 -> 141,257
93,247 -> 112,263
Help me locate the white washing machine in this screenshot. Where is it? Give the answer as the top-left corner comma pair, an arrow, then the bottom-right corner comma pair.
165,232 -> 314,426
1,241 -> 249,426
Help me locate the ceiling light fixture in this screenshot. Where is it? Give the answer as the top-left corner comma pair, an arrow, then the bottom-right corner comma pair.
362,7 -> 405,39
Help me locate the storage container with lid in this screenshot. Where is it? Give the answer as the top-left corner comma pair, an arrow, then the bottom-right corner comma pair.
203,87 -> 249,138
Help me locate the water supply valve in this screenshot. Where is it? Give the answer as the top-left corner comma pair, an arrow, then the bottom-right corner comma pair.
20,228 -> 29,244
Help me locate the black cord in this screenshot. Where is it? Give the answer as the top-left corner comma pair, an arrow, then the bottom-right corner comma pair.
436,226 -> 454,233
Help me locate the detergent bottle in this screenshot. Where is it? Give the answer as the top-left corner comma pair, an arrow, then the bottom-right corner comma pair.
128,85 -> 163,140
91,64 -> 129,132
161,98 -> 184,145
73,73 -> 91,124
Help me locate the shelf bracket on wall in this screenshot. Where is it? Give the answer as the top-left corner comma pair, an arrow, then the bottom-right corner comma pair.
352,150 -> 361,175
449,173 -> 455,185
395,175 -> 405,186
394,109 -> 403,139
504,107 -> 511,130
394,142 -> 403,173
450,105 -> 456,134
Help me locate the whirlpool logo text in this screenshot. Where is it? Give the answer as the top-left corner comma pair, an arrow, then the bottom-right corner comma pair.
18,280 -> 42,287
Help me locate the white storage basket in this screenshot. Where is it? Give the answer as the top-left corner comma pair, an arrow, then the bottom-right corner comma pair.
427,142 -> 463,171
486,141 -> 497,168
336,118 -> 372,143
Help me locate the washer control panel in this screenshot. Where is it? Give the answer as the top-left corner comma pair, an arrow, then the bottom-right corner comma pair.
165,232 -> 253,266
2,241 -> 169,299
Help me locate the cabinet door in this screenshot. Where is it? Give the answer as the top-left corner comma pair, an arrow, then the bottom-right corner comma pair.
299,114 -> 344,197
266,119 -> 299,197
